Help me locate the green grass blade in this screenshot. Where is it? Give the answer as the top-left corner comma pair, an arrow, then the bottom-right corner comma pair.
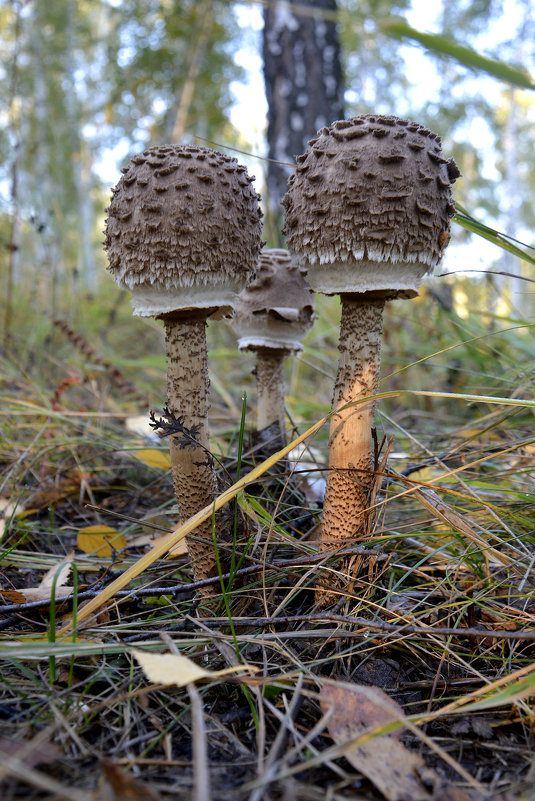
453,205 -> 535,266
379,16 -> 535,89
410,390 -> 535,407
57,414 -> 329,636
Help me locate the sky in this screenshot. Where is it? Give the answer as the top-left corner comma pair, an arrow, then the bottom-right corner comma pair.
226,0 -> 534,290
88,0 -> 533,301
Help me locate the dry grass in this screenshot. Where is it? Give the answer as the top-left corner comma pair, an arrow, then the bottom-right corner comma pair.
0,284 -> 534,800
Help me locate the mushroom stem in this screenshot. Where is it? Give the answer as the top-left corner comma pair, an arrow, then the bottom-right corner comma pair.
255,347 -> 288,443
163,314 -> 221,593
319,297 -> 384,580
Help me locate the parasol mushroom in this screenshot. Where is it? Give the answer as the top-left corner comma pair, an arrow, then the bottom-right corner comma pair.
231,248 -> 315,446
282,114 -> 459,601
105,144 -> 262,597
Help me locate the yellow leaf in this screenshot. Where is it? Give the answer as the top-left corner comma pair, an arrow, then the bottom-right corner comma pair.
77,525 -> 127,557
133,449 -> 171,470
132,649 -> 257,687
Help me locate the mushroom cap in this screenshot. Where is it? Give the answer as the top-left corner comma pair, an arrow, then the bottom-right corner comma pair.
231,249 -> 315,352
104,144 -> 263,317
282,114 -> 460,296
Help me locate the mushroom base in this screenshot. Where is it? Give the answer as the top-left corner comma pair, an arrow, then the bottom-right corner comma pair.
304,259 -> 430,296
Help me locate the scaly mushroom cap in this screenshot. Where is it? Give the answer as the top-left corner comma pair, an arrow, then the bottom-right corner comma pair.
282,114 -> 460,296
105,144 -> 263,316
231,249 -> 315,352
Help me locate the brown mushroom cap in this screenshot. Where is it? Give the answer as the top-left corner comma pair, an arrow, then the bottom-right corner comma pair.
282,114 -> 460,296
231,249 -> 315,352
105,144 -> 263,316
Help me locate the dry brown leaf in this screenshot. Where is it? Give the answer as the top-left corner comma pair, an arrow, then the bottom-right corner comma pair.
26,471 -> 89,511
0,737 -> 61,769
132,648 -> 257,687
320,682 -> 472,801
0,588 -> 27,604
97,760 -> 162,800
1,554 -> 78,603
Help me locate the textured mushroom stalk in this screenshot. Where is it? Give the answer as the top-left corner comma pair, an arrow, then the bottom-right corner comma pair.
321,298 -> 384,554
163,315 -> 221,589
282,114 -> 460,603
104,144 -> 263,603
254,347 -> 289,437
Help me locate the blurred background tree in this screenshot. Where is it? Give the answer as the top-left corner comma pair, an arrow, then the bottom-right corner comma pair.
0,0 -> 533,336
262,0 -> 344,235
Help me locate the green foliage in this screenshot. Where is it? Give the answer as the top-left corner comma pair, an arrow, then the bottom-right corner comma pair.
0,0 -> 244,310
380,16 -> 534,89
103,0 -> 243,145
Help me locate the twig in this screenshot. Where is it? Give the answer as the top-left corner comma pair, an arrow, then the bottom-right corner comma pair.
0,546 -> 382,613
148,613 -> 535,643
248,674 -> 304,801
161,633 -> 211,801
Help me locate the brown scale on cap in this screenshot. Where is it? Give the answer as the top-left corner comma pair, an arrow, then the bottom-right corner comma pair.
104,144 -> 263,606
105,144 -> 263,317
283,114 -> 460,297
231,249 -> 315,441
282,115 -> 459,605
232,249 -> 315,353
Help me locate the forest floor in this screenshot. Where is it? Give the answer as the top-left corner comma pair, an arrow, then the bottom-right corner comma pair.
0,288 -> 534,800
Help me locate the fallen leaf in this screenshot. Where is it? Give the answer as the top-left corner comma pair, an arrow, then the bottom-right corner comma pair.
5,585 -> 76,603
77,525 -> 127,557
26,471 -> 89,511
132,649 -> 257,687
150,531 -> 188,558
0,553 -> 79,603
39,554 -> 73,591
125,415 -> 160,442
98,760 -> 162,800
132,448 -> 171,470
0,588 -> 27,604
320,682 -> 469,801
0,737 -> 61,769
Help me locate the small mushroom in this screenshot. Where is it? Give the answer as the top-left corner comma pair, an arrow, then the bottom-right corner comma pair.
105,144 -> 263,596
283,114 -> 460,600
231,249 -> 315,446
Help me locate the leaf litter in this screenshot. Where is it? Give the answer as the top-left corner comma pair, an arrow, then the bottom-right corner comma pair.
0,306 -> 534,800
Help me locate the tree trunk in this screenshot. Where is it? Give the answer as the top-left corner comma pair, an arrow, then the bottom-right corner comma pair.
263,0 -> 344,233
